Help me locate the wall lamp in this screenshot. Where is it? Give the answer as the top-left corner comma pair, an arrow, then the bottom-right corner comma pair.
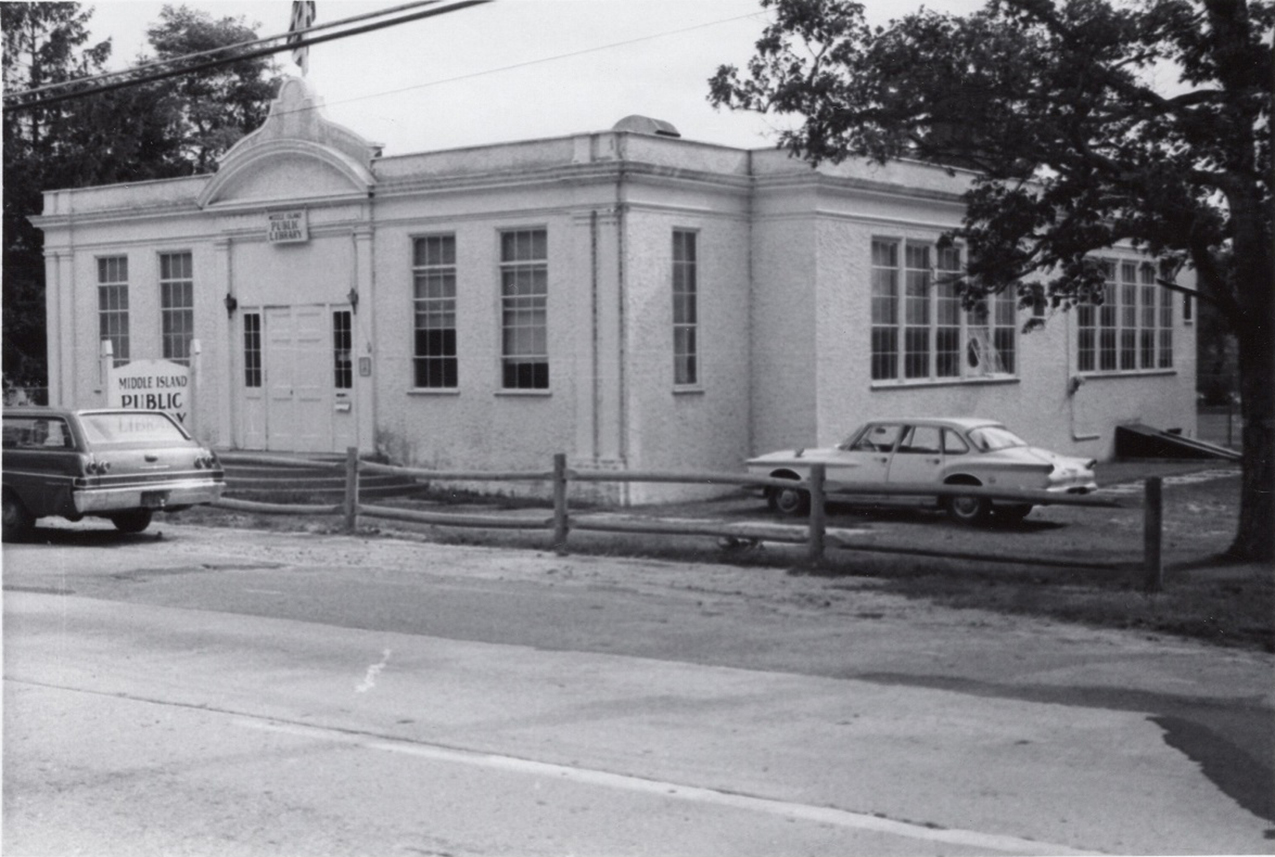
224,293 -> 238,316
347,288 -> 359,313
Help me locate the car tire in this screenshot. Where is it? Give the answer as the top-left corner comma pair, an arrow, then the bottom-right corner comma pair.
767,480 -> 811,517
110,510 -> 153,534
945,488 -> 991,525
996,504 -> 1033,523
2,490 -> 34,541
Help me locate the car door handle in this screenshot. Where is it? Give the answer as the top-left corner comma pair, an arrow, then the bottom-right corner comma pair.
145,454 -> 158,462
874,456 -> 889,464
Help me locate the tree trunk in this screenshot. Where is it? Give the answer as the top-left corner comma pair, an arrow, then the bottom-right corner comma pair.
1228,293 -> 1275,562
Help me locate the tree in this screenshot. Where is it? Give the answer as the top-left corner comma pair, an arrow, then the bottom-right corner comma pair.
2,3 -> 278,395
2,2 -> 111,392
710,0 -> 1273,561
145,5 -> 277,174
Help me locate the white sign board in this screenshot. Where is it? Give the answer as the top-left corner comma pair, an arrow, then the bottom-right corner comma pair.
268,209 -> 308,244
108,359 -> 190,425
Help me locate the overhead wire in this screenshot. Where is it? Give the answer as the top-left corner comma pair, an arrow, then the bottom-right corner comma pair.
2,0 -> 492,113
7,0 -> 454,101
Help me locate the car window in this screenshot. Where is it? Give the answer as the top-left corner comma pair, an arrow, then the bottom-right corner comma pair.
967,425 -> 1028,452
3,417 -> 74,450
897,426 -> 941,454
79,412 -> 188,445
943,429 -> 970,455
850,424 -> 904,452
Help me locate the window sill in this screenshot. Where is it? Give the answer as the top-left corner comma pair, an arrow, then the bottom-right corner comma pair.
870,375 -> 1020,391
407,388 -> 460,396
495,389 -> 553,397
673,385 -> 705,395
1076,369 -> 1176,379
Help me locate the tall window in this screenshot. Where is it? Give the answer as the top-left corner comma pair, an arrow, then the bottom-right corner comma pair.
1078,259 -> 1172,374
673,230 -> 698,386
97,256 -> 130,366
870,240 -> 899,380
160,252 -> 194,365
903,244 -> 930,379
500,229 -> 548,390
243,313 -> 262,388
413,235 -> 458,388
333,310 -> 353,390
871,239 -> 1016,382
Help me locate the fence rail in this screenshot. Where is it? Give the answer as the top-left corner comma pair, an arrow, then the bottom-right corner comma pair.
214,449 -> 1166,591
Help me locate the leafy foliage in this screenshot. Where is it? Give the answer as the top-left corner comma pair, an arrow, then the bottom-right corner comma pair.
1,3 -> 278,391
710,0 -> 1273,559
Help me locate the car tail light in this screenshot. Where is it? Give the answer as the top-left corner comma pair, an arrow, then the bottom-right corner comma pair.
85,457 -> 111,475
193,450 -> 218,469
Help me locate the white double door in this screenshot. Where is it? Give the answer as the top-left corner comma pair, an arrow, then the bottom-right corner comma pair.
242,305 -> 353,453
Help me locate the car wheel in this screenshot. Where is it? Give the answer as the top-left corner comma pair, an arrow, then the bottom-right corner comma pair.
996,504 -> 1033,523
2,490 -> 34,541
945,488 -> 991,525
110,510 -> 153,534
767,481 -> 810,517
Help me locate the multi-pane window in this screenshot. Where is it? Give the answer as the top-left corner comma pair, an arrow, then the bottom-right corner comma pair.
97,256 -> 130,366
1078,260 -> 1172,373
333,310 -> 353,389
500,229 -> 548,390
871,239 -> 1016,382
243,312 -> 262,388
673,230 -> 698,386
413,235 -> 458,388
159,252 -> 194,365
870,240 -> 899,380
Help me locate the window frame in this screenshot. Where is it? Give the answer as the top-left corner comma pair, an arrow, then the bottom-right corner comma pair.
243,311 -> 262,389
870,238 -> 1017,385
97,255 -> 130,367
412,234 -> 459,390
1077,258 -> 1173,375
672,228 -> 699,388
159,251 -> 194,366
498,228 -> 550,392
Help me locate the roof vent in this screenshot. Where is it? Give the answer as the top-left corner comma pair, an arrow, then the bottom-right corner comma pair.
611,115 -> 681,138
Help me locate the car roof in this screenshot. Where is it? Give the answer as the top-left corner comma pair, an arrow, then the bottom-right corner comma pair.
3,407 -> 169,418
863,417 -> 1004,431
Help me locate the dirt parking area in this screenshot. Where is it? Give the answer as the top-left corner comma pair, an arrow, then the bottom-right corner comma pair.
181,459 -> 1271,652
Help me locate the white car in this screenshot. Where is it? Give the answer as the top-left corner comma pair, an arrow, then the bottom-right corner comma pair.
747,417 -> 1097,524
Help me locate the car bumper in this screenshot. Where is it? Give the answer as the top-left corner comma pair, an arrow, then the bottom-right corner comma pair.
73,479 -> 225,514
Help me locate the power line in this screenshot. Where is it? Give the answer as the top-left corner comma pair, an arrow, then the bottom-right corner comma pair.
276,11 -> 769,118
8,0 -> 453,102
2,0 -> 492,114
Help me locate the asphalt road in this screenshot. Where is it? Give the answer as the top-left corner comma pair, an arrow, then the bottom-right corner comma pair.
4,519 -> 1273,856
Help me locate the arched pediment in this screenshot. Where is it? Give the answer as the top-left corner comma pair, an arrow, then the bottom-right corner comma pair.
198,76 -> 378,209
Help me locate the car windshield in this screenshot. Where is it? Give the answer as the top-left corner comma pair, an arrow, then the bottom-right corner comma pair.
967,425 -> 1027,452
79,412 -> 188,445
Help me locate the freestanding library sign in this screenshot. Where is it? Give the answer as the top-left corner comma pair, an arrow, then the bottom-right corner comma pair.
107,358 -> 192,427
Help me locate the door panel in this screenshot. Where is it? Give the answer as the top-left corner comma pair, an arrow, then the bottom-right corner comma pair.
291,306 -> 329,453
887,425 -> 946,485
259,306 -> 334,453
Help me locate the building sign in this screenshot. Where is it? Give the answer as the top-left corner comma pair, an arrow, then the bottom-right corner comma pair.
268,209 -> 309,244
108,359 -> 190,425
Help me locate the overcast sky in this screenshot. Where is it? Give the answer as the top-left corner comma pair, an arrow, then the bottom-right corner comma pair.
84,0 -> 986,156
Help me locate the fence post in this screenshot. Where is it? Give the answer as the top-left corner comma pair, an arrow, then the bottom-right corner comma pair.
807,463 -> 827,566
344,447 -> 360,534
1143,476 -> 1163,592
552,452 -> 569,554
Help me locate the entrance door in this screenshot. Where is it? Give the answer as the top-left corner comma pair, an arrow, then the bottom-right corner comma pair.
262,305 -> 335,452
